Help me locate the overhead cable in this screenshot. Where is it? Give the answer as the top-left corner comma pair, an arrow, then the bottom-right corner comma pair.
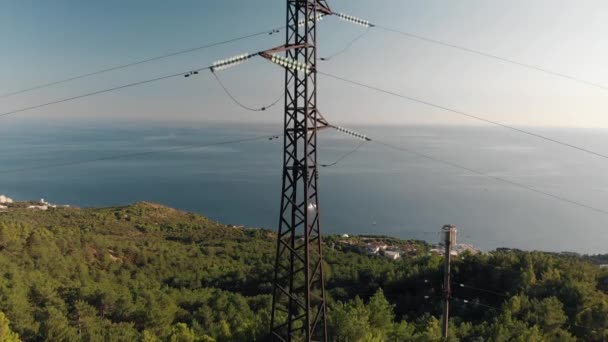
373,139 -> 608,216
211,70 -> 283,112
320,28 -> 371,62
319,71 -> 608,162
320,140 -> 366,167
331,10 -> 608,91
0,27 -> 282,99
373,24 -> 608,92
0,67 -> 210,119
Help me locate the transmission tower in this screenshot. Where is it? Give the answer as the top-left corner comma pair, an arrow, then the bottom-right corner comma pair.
268,0 -> 332,340
441,224 -> 457,341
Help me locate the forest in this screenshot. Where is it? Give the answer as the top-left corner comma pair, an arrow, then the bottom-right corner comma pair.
0,202 -> 607,341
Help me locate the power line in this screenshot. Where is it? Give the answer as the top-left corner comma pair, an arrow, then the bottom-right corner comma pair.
329,9 -> 608,91
322,123 -> 608,217
0,27 -> 282,99
454,281 -> 595,316
452,297 -> 500,311
0,134 -> 278,175
372,24 -> 608,92
453,294 -> 597,336
319,71 -> 608,162
372,139 -> 608,216
5,11 -> 605,105
2,65 -> 606,219
0,66 -> 211,119
320,140 -> 366,167
453,280 -> 597,315
320,28 -> 371,62
454,282 -> 508,297
211,70 -> 284,112
1,49 -> 277,119
421,293 -> 597,335
454,297 -> 598,334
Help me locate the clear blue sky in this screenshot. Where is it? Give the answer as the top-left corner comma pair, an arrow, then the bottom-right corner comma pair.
2,0 -> 608,127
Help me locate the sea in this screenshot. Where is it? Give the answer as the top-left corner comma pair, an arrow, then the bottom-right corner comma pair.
2,120 -> 608,254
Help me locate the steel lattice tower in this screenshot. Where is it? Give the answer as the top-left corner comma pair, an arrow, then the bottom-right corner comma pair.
270,0 -> 331,341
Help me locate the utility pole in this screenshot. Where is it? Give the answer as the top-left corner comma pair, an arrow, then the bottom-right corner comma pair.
269,0 -> 332,341
442,224 -> 457,341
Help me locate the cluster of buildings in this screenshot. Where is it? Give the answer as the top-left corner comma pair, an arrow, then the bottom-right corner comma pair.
362,241 -> 418,260
364,242 -> 403,260
27,198 -> 69,211
335,234 -> 420,260
430,243 -> 480,256
0,195 -> 69,211
361,240 -> 479,259
27,198 -> 51,211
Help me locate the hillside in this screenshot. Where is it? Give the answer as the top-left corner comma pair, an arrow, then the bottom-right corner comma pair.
0,203 -> 607,341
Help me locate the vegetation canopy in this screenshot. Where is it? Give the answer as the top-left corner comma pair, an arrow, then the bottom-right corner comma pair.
0,202 -> 607,341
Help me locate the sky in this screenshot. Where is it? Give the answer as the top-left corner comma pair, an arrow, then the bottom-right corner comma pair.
2,0 -> 608,127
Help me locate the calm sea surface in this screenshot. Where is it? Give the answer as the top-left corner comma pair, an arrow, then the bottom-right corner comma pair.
2,121 -> 608,253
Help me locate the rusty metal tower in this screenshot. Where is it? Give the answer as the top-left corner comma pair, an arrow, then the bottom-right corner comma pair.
268,0 -> 332,340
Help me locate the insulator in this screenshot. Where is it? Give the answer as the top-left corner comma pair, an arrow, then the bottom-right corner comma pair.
269,54 -> 312,73
211,53 -> 255,72
335,12 -> 373,27
332,125 -> 370,141
298,14 -> 325,27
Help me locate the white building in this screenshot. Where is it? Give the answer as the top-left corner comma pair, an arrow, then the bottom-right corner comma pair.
365,245 -> 380,254
27,205 -> 48,211
0,195 -> 13,204
432,243 -> 480,256
452,243 -> 480,256
383,250 -> 401,260
365,243 -> 388,255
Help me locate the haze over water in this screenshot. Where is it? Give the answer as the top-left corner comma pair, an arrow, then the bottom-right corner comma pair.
1,121 -> 608,254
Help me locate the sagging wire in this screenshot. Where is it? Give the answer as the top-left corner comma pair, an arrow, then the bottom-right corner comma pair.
320,140 -> 366,167
320,28 -> 371,62
319,124 -> 371,167
210,69 -> 284,112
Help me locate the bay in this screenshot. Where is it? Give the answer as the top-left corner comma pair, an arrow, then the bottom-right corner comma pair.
1,120 -> 608,253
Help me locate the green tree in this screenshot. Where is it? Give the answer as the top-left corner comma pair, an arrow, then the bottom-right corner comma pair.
328,297 -> 371,341
525,297 -> 567,332
40,307 -> 79,342
169,323 -> 196,342
0,312 -> 21,342
368,289 -> 394,333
